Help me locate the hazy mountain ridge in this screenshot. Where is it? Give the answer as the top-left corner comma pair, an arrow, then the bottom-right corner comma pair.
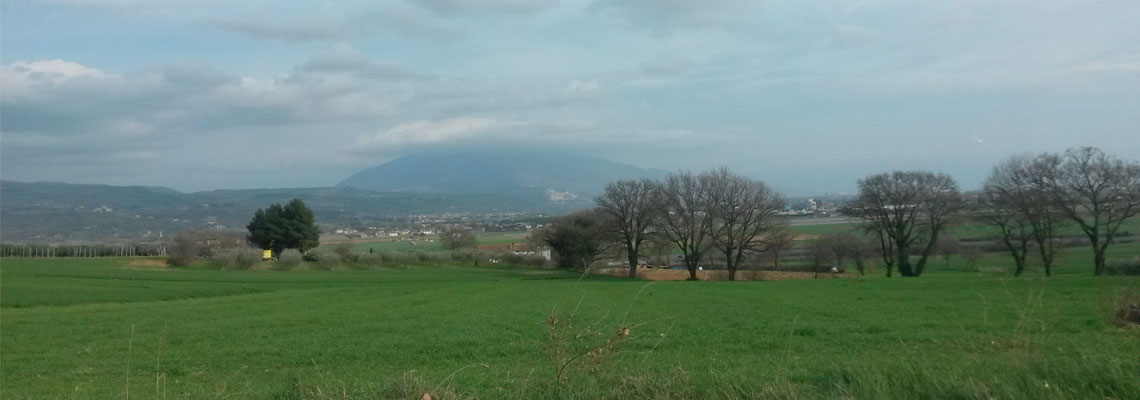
1,152 -> 665,242
337,151 -> 666,201
0,181 -> 562,242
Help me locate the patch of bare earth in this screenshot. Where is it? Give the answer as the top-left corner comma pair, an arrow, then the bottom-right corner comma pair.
126,259 -> 169,269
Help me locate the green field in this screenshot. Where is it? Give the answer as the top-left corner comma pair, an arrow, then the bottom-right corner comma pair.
326,231 -> 532,254
3,244 -> 1139,399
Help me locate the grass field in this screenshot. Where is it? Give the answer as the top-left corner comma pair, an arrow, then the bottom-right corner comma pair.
326,231 -> 532,254
3,244 -> 1139,399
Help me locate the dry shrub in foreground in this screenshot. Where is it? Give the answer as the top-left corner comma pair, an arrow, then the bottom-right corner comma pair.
1109,289 -> 1140,327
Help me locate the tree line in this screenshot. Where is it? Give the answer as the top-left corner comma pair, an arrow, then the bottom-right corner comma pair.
539,167 -> 788,281
540,147 -> 1139,279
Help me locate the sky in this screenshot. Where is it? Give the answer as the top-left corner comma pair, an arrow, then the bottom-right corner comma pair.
2,0 -> 1138,195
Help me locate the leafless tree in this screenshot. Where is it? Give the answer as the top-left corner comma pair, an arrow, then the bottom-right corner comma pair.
856,171 -> 964,277
760,228 -> 794,270
595,179 -> 664,278
439,225 -> 478,250
656,171 -> 718,280
977,190 -> 1032,276
821,232 -> 868,274
1028,147 -> 1140,276
935,235 -> 962,269
806,239 -> 832,277
981,155 -> 1064,276
644,234 -> 675,268
706,168 -> 787,280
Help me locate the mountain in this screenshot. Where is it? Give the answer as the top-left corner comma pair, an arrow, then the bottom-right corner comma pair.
0,181 -> 557,243
1,152 -> 664,242
337,151 -> 666,203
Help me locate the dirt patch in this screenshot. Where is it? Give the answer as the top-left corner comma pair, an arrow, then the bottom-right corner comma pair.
593,267 -> 852,281
126,259 -> 169,269
1116,303 -> 1140,326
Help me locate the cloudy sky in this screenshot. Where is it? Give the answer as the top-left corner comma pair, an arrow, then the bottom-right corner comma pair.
2,0 -> 1138,195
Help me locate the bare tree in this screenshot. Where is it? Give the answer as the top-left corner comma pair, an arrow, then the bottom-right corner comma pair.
595,179 -> 664,278
804,239 -> 830,277
981,155 -> 1064,276
935,235 -> 962,269
644,234 -> 674,268
977,190 -> 1032,276
656,171 -> 718,280
706,168 -> 787,280
856,171 -> 964,277
1029,147 -> 1140,276
821,232 -> 867,274
439,225 -> 479,250
761,228 -> 794,270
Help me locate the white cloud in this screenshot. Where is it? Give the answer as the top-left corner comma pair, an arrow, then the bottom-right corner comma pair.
354,117 -> 523,149
564,79 -> 602,98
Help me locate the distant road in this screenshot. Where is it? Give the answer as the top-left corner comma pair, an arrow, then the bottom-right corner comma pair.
786,216 -> 858,226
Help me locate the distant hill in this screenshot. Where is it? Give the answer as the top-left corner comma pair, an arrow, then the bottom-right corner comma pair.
337,151 -> 666,203
0,181 -> 561,243
1,153 -> 664,242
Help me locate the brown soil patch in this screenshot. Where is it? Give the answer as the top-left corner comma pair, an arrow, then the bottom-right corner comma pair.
126,259 -> 169,268
1117,304 -> 1140,326
594,267 -> 853,281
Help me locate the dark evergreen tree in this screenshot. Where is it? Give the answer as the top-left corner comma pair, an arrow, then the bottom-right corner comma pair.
247,199 -> 320,255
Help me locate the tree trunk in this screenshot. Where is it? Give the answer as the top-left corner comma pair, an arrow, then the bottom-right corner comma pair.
686,263 -> 699,280
896,249 -> 915,277
1094,246 -> 1106,276
627,251 -> 639,279
728,267 -> 737,281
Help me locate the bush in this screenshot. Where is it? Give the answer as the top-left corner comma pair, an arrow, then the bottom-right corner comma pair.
277,249 -> 303,270
334,243 -> 357,263
496,252 -> 549,268
168,234 -> 200,266
379,251 -> 416,267
208,247 -> 261,269
414,251 -> 445,264
308,248 -> 341,270
355,252 -> 383,268
1104,257 -> 1140,276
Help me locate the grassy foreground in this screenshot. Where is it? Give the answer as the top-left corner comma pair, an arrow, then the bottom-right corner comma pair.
2,257 -> 1138,399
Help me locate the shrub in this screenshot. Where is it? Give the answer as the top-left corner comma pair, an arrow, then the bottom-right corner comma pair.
277,249 -> 303,270
1107,289 -> 1140,327
355,252 -> 383,268
308,248 -> 341,270
208,247 -> 261,269
168,233 -> 200,266
334,243 -> 357,263
414,251 -> 445,264
379,251 -> 416,267
496,252 -> 548,268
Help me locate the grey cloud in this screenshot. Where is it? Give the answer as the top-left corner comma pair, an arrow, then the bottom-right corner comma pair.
408,0 -> 557,16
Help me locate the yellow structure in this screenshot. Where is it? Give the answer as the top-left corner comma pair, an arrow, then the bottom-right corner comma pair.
262,249 -> 273,261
